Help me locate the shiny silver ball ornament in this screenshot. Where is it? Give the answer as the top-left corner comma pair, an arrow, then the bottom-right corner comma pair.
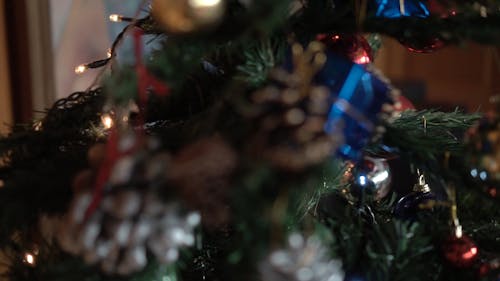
352,156 -> 392,200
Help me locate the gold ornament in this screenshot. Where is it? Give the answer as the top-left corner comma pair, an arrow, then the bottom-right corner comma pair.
152,0 -> 225,34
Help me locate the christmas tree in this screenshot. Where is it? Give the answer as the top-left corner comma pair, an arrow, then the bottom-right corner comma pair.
0,0 -> 499,280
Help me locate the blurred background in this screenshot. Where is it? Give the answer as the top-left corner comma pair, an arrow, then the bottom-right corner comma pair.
0,0 -> 499,135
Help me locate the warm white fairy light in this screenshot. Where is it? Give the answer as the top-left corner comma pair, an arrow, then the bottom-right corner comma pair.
455,224 -> 463,238
101,114 -> 114,129
33,120 -> 43,131
74,64 -> 88,74
107,48 -> 113,58
188,0 -> 221,8
24,253 -> 35,265
109,14 -> 122,22
354,54 -> 371,64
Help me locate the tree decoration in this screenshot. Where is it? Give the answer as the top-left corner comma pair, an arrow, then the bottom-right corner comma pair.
372,0 -> 446,52
58,135 -> 201,275
479,258 -> 500,279
245,41 -> 395,167
348,156 -> 392,200
168,135 -> 238,229
428,0 -> 458,18
372,0 -> 430,18
394,170 -> 435,220
1,1 -> 500,280
260,233 -> 345,281
316,33 -> 373,65
463,106 -> 500,198
245,42 -> 342,171
152,0 -> 226,34
394,95 -> 416,112
398,36 -> 446,53
316,52 -> 396,161
441,184 -> 478,268
57,27 -> 193,275
442,234 -> 478,268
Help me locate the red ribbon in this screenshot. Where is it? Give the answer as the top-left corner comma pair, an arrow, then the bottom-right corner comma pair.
84,27 -> 170,220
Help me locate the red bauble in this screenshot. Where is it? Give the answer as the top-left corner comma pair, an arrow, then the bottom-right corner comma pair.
479,258 -> 500,278
428,0 -> 458,18
442,234 -> 479,268
398,36 -> 446,53
317,33 -> 373,64
394,95 -> 415,112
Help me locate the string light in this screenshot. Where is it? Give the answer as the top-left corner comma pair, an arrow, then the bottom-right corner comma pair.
23,252 -> 36,266
74,64 -> 88,74
462,247 -> 478,260
107,48 -> 113,58
108,14 -> 133,22
33,120 -> 43,131
354,53 -> 371,64
109,14 -> 122,22
101,114 -> 114,129
188,0 -> 221,8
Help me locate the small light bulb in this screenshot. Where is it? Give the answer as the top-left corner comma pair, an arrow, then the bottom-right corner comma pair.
188,0 -> 221,8
107,48 -> 112,58
455,225 -> 463,238
109,14 -> 122,22
24,253 -> 35,265
33,121 -> 43,131
74,64 -> 88,74
101,114 -> 114,129
354,54 -> 371,64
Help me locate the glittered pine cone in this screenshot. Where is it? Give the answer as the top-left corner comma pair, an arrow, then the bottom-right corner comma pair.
58,136 -> 201,275
167,135 -> 238,229
246,84 -> 341,171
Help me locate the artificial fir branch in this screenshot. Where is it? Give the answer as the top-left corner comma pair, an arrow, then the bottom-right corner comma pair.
236,38 -> 286,86
293,2 -> 500,45
379,110 -> 481,160
0,0 -> 499,280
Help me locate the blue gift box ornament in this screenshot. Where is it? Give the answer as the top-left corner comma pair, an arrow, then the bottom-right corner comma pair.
373,0 -> 430,18
317,52 -> 394,161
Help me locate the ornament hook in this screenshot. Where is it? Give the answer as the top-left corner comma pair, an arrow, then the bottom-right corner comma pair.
413,169 -> 430,193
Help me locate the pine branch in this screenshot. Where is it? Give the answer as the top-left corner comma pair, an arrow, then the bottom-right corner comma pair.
236,38 -> 286,86
378,110 -> 480,160
293,2 -> 500,45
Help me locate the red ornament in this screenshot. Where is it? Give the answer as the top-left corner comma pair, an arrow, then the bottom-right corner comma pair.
479,258 -> 500,278
394,95 -> 415,111
317,33 -> 373,64
487,186 -> 498,198
428,0 -> 458,18
398,36 -> 446,53
442,234 -> 479,268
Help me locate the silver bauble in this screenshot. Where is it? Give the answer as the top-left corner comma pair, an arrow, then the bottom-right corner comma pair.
353,156 -> 392,200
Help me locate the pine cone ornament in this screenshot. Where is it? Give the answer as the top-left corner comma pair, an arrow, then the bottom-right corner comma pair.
246,43 -> 342,171
260,233 -> 345,281
58,134 -> 200,275
168,135 -> 238,230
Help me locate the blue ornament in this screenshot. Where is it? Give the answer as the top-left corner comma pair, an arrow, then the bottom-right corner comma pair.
393,190 -> 435,220
394,172 -> 435,220
373,0 -> 430,18
317,53 -> 394,160
281,45 -> 394,161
